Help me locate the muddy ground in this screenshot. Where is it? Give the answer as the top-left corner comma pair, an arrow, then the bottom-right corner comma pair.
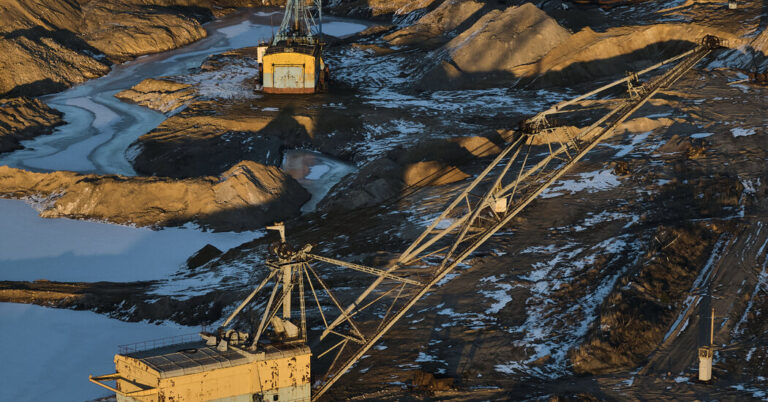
1,0 -> 768,400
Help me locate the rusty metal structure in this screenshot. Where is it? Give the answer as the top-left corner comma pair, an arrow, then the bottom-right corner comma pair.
90,36 -> 722,401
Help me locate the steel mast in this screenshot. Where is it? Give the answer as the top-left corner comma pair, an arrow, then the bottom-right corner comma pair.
273,0 -> 322,45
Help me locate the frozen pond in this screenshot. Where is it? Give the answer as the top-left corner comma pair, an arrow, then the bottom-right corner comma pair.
282,150 -> 356,212
0,303 -> 190,402
0,198 -> 263,283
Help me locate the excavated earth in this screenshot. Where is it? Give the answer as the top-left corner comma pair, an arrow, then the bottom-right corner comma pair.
1,0 -> 768,400
0,161 -> 309,231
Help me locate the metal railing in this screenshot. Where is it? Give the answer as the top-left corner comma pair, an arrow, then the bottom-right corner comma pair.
118,333 -> 202,355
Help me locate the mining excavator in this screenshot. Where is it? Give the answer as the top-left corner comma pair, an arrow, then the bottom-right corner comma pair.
257,0 -> 327,94
89,35 -> 723,401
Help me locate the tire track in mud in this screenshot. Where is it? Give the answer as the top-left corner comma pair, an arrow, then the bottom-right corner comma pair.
639,221 -> 768,377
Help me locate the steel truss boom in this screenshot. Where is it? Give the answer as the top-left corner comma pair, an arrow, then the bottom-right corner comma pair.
310,36 -> 721,400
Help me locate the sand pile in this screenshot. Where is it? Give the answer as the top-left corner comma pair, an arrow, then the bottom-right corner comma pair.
0,97 -> 63,153
130,109 -> 309,178
512,23 -> 741,87
0,28 -> 111,97
320,135 -> 500,210
418,3 -> 571,89
0,161 -> 310,231
412,2 -> 743,90
79,1 -> 208,62
0,0 -> 213,97
750,28 -> 768,57
383,0 -> 486,47
116,78 -> 196,113
329,0 -> 440,18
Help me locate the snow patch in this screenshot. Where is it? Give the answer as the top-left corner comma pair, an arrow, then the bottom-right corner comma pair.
731,127 -> 756,137
541,170 -> 621,198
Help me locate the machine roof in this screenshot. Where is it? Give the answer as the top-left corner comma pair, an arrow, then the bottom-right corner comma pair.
122,340 -> 311,379
125,341 -> 248,379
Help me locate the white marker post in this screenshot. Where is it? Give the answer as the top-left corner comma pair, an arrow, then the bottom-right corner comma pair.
698,307 -> 715,382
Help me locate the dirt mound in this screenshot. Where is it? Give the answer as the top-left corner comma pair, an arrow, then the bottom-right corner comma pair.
418,3 -> 571,90
750,27 -> 768,57
0,0 -> 216,97
0,97 -> 63,153
187,244 -> 223,269
570,225 -> 718,374
131,108 -> 294,178
512,23 -> 742,87
116,78 -> 196,113
0,32 -> 111,97
327,0 -> 440,18
403,161 -> 469,186
0,161 -> 310,231
383,0 -> 486,47
320,135 -> 500,210
79,1 -> 209,63
410,370 -> 454,392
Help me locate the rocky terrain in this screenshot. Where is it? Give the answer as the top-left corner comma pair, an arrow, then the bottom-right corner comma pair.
1,0 -> 768,401
115,78 -> 196,113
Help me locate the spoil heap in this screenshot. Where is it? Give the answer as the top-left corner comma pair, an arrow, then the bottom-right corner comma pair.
0,161 -> 310,231
0,97 -> 63,153
418,3 -> 571,89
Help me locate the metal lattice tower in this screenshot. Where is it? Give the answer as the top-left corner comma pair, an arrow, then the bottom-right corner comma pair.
273,0 -> 322,45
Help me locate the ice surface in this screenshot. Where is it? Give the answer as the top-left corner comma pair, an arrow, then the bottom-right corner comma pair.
613,131 -> 651,158
66,97 -> 120,129
305,164 -> 331,180
0,199 -> 263,283
561,210 -> 639,232
323,21 -> 368,38
181,57 -> 263,99
352,120 -> 425,160
219,20 -> 253,38
0,303 -> 189,402
730,384 -> 767,399
731,127 -> 756,137
281,150 -> 356,212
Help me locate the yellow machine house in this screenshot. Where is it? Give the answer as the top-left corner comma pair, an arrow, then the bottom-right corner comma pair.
262,44 -> 324,94
259,0 -> 326,94
90,335 -> 311,401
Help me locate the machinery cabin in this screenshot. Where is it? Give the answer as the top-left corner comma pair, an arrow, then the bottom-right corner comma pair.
261,0 -> 327,94
91,338 -> 310,402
